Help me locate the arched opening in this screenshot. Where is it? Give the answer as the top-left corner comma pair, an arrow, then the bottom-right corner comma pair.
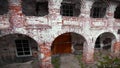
90,1 -> 107,18
0,34 -> 39,68
51,32 -> 87,68
95,32 -> 116,50
22,0 -> 48,16
94,32 -> 116,62
51,32 -> 86,55
114,4 -> 120,19
93,32 -> 120,68
60,0 -> 81,17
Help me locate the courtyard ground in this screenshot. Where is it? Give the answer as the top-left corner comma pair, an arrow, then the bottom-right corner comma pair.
52,49 -> 120,68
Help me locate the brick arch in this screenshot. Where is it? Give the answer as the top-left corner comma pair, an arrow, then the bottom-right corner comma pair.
51,32 -> 87,55
94,32 -> 117,50
95,31 -> 117,41
0,32 -> 39,42
0,33 -> 40,67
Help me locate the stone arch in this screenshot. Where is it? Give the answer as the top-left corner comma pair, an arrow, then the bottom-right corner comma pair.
0,33 -> 39,68
94,32 -> 116,51
51,32 -> 87,55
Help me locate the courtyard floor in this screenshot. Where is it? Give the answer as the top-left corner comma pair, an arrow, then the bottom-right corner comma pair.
52,49 -> 120,68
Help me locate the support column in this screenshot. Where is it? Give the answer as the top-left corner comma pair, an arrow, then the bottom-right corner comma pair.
106,3 -> 120,57
39,42 -> 53,68
106,2 -> 118,18
48,0 -> 62,23
80,0 -> 94,18
113,42 -> 120,57
8,0 -> 25,29
82,37 -> 94,63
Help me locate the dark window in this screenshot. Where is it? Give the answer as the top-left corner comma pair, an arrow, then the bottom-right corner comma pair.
103,38 -> 111,50
61,3 -> 74,16
95,36 -> 101,48
15,39 -> 31,57
114,6 -> 120,19
22,0 -> 36,16
92,7 -> 100,18
36,2 -> 48,16
90,2 -> 107,18
22,0 -> 48,16
118,29 -> 120,34
0,0 -> 8,15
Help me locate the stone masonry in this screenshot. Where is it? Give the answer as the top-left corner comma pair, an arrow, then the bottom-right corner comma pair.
0,0 -> 120,68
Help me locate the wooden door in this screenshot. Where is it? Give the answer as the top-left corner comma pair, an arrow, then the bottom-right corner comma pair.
52,33 -> 72,55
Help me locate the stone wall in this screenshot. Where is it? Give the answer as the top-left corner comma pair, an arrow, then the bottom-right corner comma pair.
0,0 -> 120,68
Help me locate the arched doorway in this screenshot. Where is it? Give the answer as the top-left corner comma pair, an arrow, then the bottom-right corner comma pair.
95,32 -> 116,50
51,32 -> 87,68
52,32 -> 72,55
94,32 -> 116,63
0,34 -> 39,68
51,32 -> 87,55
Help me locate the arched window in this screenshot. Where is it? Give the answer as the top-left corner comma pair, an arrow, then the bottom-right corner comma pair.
15,39 -> 32,57
22,0 -> 48,16
114,5 -> 120,19
0,0 -> 8,15
22,0 -> 36,16
60,0 -> 81,17
90,1 -> 107,18
36,1 -> 48,16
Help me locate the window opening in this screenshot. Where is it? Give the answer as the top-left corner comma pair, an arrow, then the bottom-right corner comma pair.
61,3 -> 74,16
102,38 -> 111,50
0,0 -> 8,15
90,2 -> 107,18
36,2 -> 48,16
114,6 -> 120,19
95,36 -> 101,48
15,39 -> 32,57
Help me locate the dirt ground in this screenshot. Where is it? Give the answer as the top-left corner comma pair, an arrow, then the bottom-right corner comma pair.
1,59 -> 39,68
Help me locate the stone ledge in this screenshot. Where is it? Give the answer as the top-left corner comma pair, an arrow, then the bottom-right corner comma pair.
25,24 -> 52,30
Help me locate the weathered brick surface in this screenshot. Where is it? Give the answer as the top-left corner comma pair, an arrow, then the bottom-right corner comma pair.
113,42 -> 120,57
9,0 -> 25,28
0,0 -> 120,68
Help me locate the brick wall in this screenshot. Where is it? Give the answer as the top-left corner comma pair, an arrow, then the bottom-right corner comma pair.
0,0 -> 120,68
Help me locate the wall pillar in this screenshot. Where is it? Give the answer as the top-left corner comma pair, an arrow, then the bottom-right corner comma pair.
113,42 -> 120,57
39,42 -> 53,68
82,38 -> 94,63
106,3 -> 118,31
106,2 -> 118,18
8,0 -> 25,29
48,0 -> 62,23
80,0 -> 94,18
